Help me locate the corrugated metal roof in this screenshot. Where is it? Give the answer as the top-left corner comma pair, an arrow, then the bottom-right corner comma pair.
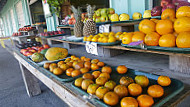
0,0 -> 8,11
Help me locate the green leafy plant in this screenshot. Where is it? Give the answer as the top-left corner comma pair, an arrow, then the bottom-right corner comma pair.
47,0 -> 67,17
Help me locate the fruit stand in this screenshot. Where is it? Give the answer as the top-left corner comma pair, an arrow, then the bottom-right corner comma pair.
2,0 -> 190,107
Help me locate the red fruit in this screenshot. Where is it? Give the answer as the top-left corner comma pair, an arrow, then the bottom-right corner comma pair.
68,19 -> 73,25
161,0 -> 172,7
20,49 -> 28,54
43,44 -> 50,49
151,6 -> 162,16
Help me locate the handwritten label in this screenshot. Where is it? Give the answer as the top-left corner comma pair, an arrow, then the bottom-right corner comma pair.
99,24 -> 110,33
85,42 -> 98,55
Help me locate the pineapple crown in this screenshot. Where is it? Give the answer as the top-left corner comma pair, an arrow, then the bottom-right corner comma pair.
86,4 -> 96,19
71,5 -> 82,21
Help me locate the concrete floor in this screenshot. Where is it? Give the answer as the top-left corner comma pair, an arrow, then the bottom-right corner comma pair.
0,42 -> 190,107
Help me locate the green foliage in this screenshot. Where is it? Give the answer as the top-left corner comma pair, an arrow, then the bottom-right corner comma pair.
47,0 -> 66,17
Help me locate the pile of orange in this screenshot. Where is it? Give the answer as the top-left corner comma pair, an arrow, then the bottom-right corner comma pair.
122,6 -> 190,48
43,55 -> 106,77
74,64 -> 172,107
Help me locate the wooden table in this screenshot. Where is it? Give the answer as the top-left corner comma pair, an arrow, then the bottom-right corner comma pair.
47,37 -> 190,74
13,51 -> 96,107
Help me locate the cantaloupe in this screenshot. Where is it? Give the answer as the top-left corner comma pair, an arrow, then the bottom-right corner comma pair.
45,47 -> 68,61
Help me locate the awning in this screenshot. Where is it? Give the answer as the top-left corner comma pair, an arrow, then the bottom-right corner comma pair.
0,0 -> 8,12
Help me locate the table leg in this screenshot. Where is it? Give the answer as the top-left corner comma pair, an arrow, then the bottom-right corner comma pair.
169,55 -> 190,74
19,62 -> 41,97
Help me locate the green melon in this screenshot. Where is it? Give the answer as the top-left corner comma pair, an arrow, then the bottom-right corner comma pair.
31,53 -> 44,62
45,47 -> 68,61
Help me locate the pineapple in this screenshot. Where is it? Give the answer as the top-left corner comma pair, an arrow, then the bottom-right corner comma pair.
71,6 -> 83,37
83,5 -> 96,36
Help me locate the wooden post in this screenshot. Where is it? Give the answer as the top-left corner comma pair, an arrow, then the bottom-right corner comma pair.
169,55 -> 190,74
97,47 -> 124,57
19,62 -> 41,97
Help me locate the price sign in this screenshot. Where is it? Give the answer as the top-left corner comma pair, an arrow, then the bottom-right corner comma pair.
99,24 -> 110,33
85,42 -> 98,55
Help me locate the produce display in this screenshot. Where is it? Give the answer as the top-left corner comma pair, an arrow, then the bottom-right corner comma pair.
122,6 -> 190,48
93,8 -> 115,22
151,0 -> 190,17
16,41 -> 42,49
18,26 -> 35,32
20,44 -> 50,57
83,32 -> 125,43
12,32 -> 22,37
43,55 -> 106,77
73,65 -> 174,106
40,31 -> 65,37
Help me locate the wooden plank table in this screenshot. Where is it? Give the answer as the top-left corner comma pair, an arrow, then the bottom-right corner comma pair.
47,38 -> 190,74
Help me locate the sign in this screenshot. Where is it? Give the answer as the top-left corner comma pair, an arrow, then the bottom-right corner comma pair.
99,24 -> 110,33
85,42 -> 98,55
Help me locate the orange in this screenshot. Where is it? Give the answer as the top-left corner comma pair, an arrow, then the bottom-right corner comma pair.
139,19 -> 156,34
91,63 -> 99,70
66,62 -> 73,67
43,63 -> 51,69
53,68 -> 63,75
156,19 -> 173,35
120,76 -> 134,86
70,55 -> 76,59
135,75 -> 149,87
49,63 -> 57,72
80,56 -> 86,61
96,86 -> 109,99
145,32 -> 160,46
148,85 -> 164,98
92,71 -> 101,79
81,79 -> 94,90
132,31 -> 145,42
103,92 -> 119,106
161,8 -> 176,20
87,84 -> 99,95
57,61 -> 65,67
104,80 -> 116,91
80,67 -> 89,74
174,17 -> 190,33
97,62 -> 105,67
114,85 -> 128,98
82,73 -> 94,80
117,65 -> 128,74
99,72 -> 110,79
176,6 -> 190,18
176,31 -> 190,48
150,18 -> 159,23
84,58 -> 91,62
157,75 -> 171,86
74,62 -> 84,70
137,94 -> 154,107
60,64 -> 70,71
101,66 -> 112,74
65,57 -> 71,61
96,76 -> 108,86
122,33 -> 133,44
71,70 -> 81,77
91,59 -> 99,64
74,77 -> 84,87
128,83 -> 142,96
66,68 -> 74,76
120,97 -> 138,107
159,34 -> 176,47
84,61 -> 91,69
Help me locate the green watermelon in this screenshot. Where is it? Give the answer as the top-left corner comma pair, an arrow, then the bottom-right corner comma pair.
31,53 -> 44,62
40,49 -> 48,55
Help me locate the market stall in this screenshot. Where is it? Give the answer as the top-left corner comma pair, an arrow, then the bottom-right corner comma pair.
1,0 -> 190,107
